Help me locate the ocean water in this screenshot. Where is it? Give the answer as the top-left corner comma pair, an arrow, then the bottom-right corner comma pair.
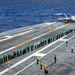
0,1 -> 75,33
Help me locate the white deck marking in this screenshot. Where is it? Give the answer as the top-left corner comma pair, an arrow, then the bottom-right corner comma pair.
56,25 -> 64,29
0,24 -> 66,55
0,22 -> 55,43
0,35 -> 68,75
41,22 -> 56,27
14,42 -> 65,75
4,35 -> 13,38
13,30 -> 34,37
0,47 -> 15,55
14,34 -> 75,75
59,38 -> 68,41
0,30 -> 34,42
33,53 -> 46,57
0,31 -> 46,54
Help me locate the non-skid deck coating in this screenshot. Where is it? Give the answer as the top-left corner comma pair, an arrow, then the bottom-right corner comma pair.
0,22 -> 75,75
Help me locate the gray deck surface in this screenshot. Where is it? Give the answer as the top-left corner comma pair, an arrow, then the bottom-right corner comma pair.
0,22 -> 75,75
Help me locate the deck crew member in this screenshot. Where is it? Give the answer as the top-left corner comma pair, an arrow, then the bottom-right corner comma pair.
36,56 -> 39,64
71,47 -> 74,53
7,60 -> 11,68
44,65 -> 46,73
66,41 -> 68,47
54,55 -> 57,63
40,61 -> 43,69
45,66 -> 49,75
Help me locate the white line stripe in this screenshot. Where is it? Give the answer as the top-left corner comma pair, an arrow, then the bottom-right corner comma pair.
56,25 -> 64,29
0,24 -> 65,55
13,30 -> 34,37
29,22 -> 55,29
33,53 -> 46,57
14,42 -> 64,75
0,31 -> 46,55
41,22 -> 56,27
0,35 -> 68,75
32,25 -> 66,40
15,42 -> 64,75
59,38 -> 68,41
5,35 -> 13,38
0,22 -> 55,43
32,33 -> 46,40
15,60 -> 37,75
0,39 -> 10,42
0,30 -> 34,42
14,34 -> 75,75
0,47 -> 15,55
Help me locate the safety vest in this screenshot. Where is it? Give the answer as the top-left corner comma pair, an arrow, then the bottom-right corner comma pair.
44,65 -> 46,70
7,60 -> 11,65
46,67 -> 48,71
36,56 -> 39,60
40,61 -> 43,65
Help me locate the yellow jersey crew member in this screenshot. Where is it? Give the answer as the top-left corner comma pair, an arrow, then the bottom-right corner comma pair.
36,56 -> 39,64
40,61 -> 43,69
43,65 -> 46,73
7,60 -> 11,68
45,66 -> 49,75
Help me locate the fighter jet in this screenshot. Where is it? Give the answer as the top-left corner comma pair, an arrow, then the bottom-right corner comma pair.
56,13 -> 75,23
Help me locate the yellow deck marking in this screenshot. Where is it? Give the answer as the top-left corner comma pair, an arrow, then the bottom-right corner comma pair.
45,28 -> 56,34
15,23 -> 71,48
64,23 -> 71,26
15,39 -> 33,47
15,29 -> 56,48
